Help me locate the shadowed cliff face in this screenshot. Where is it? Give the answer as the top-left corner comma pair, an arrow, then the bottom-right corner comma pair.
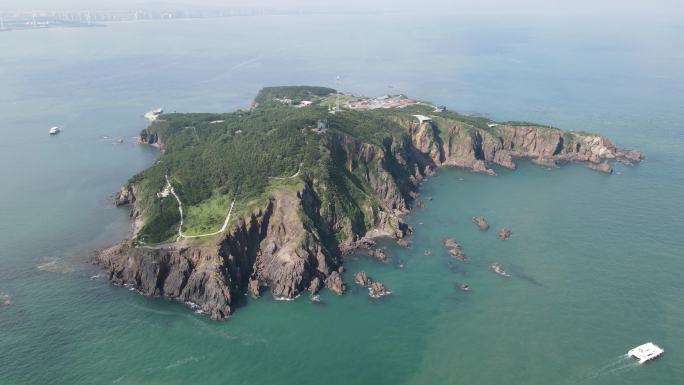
98,102 -> 641,319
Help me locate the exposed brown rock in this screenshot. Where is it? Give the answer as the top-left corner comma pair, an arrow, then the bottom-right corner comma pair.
354,271 -> 372,287
368,281 -> 391,298
325,271 -> 346,295
367,248 -> 388,262
247,278 -> 261,298
308,277 -> 322,294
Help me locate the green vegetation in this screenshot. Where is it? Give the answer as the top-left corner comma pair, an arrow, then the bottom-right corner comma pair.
131,86 -> 567,244
254,86 -> 337,106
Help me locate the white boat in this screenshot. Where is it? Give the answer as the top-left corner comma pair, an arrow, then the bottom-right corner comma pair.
48,126 -> 60,135
628,342 -> 664,364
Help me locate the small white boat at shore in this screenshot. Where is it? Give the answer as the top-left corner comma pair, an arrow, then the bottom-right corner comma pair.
628,342 -> 664,364
48,126 -> 60,135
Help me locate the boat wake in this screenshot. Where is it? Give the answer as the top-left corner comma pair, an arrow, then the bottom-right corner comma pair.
581,355 -> 638,381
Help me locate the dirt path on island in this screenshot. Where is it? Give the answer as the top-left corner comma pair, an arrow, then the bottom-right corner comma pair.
165,175 -> 235,240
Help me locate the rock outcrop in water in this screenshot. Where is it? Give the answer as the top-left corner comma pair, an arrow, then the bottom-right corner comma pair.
472,216 -> 490,231
443,239 -> 466,260
354,271 -> 371,287
497,228 -> 512,240
353,271 -> 391,298
98,87 -> 642,319
368,281 -> 392,298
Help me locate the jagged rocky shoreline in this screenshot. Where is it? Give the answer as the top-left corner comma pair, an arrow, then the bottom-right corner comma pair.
97,89 -> 642,319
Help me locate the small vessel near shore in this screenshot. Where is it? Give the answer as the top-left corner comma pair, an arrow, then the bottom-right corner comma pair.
48,126 -> 60,135
628,342 -> 664,364
490,262 -> 510,277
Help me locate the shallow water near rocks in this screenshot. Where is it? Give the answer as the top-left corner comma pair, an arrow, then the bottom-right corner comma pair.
1,12 -> 683,385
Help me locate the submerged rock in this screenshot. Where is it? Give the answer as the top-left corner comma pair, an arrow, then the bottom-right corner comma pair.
443,239 -> 466,260
533,156 -> 557,168
368,281 -> 392,298
456,283 -> 471,292
36,256 -> 75,274
0,293 -> 12,307
325,271 -> 346,295
396,239 -> 412,248
471,216 -> 490,231
497,228 -> 512,240
354,271 -> 372,287
491,263 -> 510,277
618,149 -> 644,162
367,248 -> 388,262
589,161 -> 613,174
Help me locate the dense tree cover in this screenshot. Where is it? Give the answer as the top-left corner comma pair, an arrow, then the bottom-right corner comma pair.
131,86 -> 557,244
253,86 -> 337,106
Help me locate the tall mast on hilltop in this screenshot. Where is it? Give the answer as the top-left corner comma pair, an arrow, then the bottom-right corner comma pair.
335,75 -> 341,112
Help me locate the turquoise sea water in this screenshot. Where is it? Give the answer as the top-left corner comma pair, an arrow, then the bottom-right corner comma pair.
1,12 -> 683,385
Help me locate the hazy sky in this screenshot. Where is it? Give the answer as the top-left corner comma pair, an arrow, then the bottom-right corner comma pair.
1,0 -> 682,13
1,0 -> 683,23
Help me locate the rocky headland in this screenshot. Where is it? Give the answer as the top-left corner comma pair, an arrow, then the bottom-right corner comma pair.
96,86 -> 641,319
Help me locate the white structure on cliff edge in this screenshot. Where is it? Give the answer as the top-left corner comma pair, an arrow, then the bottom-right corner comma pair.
413,115 -> 432,124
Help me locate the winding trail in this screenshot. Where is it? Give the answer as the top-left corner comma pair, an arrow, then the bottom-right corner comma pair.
269,162 -> 303,180
165,175 -> 235,239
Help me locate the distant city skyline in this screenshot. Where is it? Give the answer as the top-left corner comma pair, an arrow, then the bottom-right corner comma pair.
1,0 -> 682,16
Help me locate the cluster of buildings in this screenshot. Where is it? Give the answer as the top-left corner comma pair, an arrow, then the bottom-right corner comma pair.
348,95 -> 417,110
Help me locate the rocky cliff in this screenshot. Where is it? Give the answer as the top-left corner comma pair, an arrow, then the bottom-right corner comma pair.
96,88 -> 641,319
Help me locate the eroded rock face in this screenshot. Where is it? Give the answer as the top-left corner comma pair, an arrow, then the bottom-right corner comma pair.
98,186 -> 346,319
308,277 -> 322,294
472,216 -> 490,231
97,243 -> 234,320
406,120 -> 641,175
248,278 -> 261,298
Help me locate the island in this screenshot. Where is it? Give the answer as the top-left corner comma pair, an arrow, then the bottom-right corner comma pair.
97,86 -> 642,319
